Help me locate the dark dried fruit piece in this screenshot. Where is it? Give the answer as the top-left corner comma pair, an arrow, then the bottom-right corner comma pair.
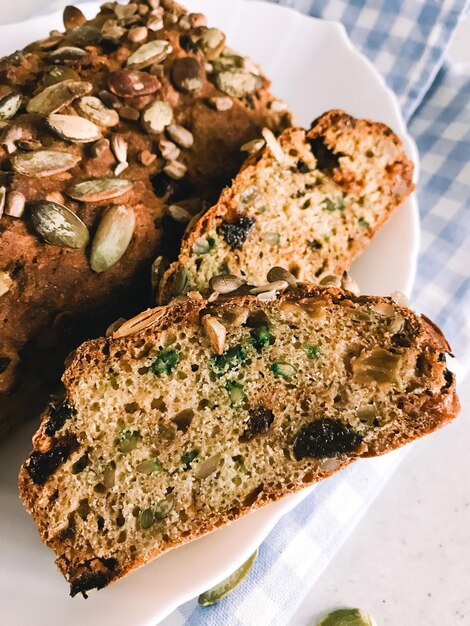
293,418 -> 362,460
443,368 -> 454,390
0,356 -> 10,373
219,216 -> 255,249
308,136 -> 342,174
26,441 -> 76,485
70,557 -> 117,598
172,57 -> 203,92
45,402 -> 76,436
108,69 -> 160,98
241,407 -> 274,441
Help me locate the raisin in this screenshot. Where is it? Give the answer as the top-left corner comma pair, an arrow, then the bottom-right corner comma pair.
219,216 -> 255,249
307,239 -> 322,250
179,34 -> 198,53
443,368 -> 453,389
293,418 -> 362,460
392,332 -> 412,348
45,402 -> 76,436
0,356 -> 10,373
151,172 -> 175,198
308,136 -> 342,174
26,440 -> 77,485
296,159 -> 310,173
70,558 -> 117,598
240,407 -> 274,441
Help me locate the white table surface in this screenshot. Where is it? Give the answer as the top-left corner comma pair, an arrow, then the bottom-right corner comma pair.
2,4 -> 469,626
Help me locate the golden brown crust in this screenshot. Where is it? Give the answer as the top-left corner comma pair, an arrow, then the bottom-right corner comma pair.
0,0 -> 291,437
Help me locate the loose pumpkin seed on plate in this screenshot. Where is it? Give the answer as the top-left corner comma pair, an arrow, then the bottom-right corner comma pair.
0,92 -> 23,121
198,550 -> 258,606
31,201 -> 89,248
26,80 -> 92,116
46,114 -> 102,143
12,150 -> 81,177
67,177 -> 133,202
90,205 -> 135,272
74,96 -> 119,127
126,39 -> 172,69
317,608 -> 377,626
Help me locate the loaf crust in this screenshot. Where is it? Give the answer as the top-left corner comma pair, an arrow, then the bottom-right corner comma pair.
158,110 -> 414,303
0,0 -> 290,437
19,284 -> 459,596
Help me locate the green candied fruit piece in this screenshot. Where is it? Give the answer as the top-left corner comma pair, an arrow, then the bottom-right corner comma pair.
136,459 -> 161,475
317,608 -> 376,626
304,344 -> 321,359
358,217 -> 369,229
198,549 -> 258,606
226,380 -> 245,405
150,348 -> 180,376
271,362 -> 296,378
192,235 -> 217,255
181,449 -> 199,470
212,344 -> 246,374
322,196 -> 345,212
117,428 -> 141,453
250,323 -> 273,350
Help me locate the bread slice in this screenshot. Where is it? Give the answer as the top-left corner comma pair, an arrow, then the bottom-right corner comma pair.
19,279 -> 459,596
157,110 -> 414,303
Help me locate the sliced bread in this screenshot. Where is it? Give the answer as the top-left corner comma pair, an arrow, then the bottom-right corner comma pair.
157,110 -> 414,303
19,279 -> 458,596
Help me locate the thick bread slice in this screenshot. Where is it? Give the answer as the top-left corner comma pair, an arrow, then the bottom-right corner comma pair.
0,0 -> 291,438
19,284 -> 459,597
158,110 -> 414,303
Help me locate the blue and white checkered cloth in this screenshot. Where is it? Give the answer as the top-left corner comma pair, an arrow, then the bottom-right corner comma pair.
163,1 -> 470,624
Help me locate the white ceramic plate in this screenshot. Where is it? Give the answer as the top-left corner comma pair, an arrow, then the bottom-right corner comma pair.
0,1 -> 420,624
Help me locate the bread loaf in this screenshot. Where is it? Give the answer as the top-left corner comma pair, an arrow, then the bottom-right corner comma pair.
19,279 -> 459,596
0,0 -> 291,437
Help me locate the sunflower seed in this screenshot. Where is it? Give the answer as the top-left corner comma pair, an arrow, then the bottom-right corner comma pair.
0,92 -> 23,121
67,177 -> 133,202
159,139 -> 180,161
12,150 -> 80,177
151,255 -> 170,299
166,124 -> 193,149
199,28 -> 225,60
163,160 -> 187,180
1,125 -> 23,154
202,315 -> 226,355
267,267 -> 297,288
209,274 -> 245,294
45,191 -> 65,204
111,134 -> 128,163
31,201 -> 89,248
114,162 -> 129,176
128,26 -> 148,43
167,204 -> 192,223
0,187 -> 5,218
5,191 -> 26,217
141,100 -> 173,133
0,270 -> 13,297
112,306 -> 166,338
207,96 -> 233,111
63,5 -> 86,30
90,205 -> 135,272
74,96 -> 119,127
126,39 -> 172,69
250,280 -> 288,295
108,69 -> 160,98
172,57 -> 203,92
213,69 -> 263,98
241,138 -> 265,154
27,80 -> 92,115
261,127 -> 285,165
194,453 -> 221,480
198,550 -> 258,606
46,114 -> 102,143
48,46 -> 89,64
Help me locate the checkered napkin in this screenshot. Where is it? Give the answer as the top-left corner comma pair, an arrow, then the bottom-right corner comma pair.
165,1 -> 470,624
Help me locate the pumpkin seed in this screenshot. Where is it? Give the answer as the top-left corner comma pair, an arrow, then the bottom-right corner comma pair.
213,69 -> 263,98
194,453 -> 221,480
31,201 -> 89,248
267,266 -> 297,288
12,150 -> 80,177
126,39 -> 172,69
271,362 -> 296,378
110,134 -> 127,163
198,550 -> 258,606
0,92 -> 23,121
151,255 -> 170,299
26,80 -> 92,115
0,270 -> 13,297
41,66 -> 81,88
5,191 -> 26,217
68,25 -> 102,47
141,100 -> 173,133
317,608 -> 377,626
209,274 -> 245,294
167,204 -> 191,223
63,5 -> 86,30
74,96 -> 119,127
48,46 -> 88,64
241,138 -> 265,154
67,177 -> 133,202
261,127 -> 285,165
250,281 -> 288,295
136,459 -> 160,475
171,267 -> 188,296
90,205 -> 135,272
199,28 -> 225,60
139,508 -> 154,529
166,124 -> 193,149
46,114 -> 102,143
108,69 -> 160,98
154,494 -> 175,521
